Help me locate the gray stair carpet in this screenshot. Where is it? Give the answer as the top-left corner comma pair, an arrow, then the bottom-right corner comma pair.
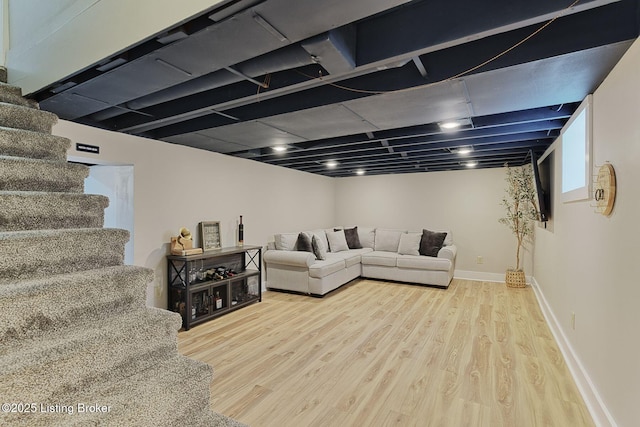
0,78 -> 246,427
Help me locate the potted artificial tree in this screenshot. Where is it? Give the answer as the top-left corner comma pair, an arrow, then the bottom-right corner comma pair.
499,164 -> 540,288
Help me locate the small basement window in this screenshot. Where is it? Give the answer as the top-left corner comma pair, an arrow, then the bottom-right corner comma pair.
561,95 -> 592,202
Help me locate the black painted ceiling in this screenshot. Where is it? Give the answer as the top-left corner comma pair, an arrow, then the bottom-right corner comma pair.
31,0 -> 639,177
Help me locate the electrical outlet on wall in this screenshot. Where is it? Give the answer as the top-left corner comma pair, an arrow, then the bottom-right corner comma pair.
476,256 -> 484,264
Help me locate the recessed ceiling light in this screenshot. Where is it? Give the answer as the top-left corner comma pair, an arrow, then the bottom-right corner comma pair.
439,121 -> 462,130
356,169 -> 365,175
465,161 -> 478,168
272,145 -> 287,152
448,145 -> 474,155
326,160 -> 338,168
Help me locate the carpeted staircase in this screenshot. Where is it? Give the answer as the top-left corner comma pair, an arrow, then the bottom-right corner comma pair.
0,76 -> 246,426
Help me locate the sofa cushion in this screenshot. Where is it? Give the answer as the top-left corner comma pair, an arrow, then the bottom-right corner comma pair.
344,253 -> 361,268
397,232 -> 421,256
343,226 -> 362,249
275,233 -> 298,251
326,248 -> 372,268
374,229 -> 404,252
296,232 -> 314,253
327,230 -> 349,252
308,257 -> 345,278
312,235 -> 327,260
361,251 -> 399,267
397,254 -> 451,271
419,229 -> 448,257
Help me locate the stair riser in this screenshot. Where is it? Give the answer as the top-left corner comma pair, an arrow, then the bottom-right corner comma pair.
0,228 -> 129,281
0,91 -> 38,109
0,102 -> 57,133
0,157 -> 88,193
1,310 -> 182,403
2,357 -> 213,427
0,81 -> 20,95
0,266 -> 151,341
0,127 -> 70,161
70,357 -> 213,427
0,193 -> 108,231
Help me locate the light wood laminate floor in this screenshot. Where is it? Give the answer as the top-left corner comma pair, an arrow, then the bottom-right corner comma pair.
178,279 -> 594,427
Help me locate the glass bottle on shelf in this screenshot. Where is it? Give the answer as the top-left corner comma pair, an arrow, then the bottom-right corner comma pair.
197,260 -> 206,281
215,291 -> 222,310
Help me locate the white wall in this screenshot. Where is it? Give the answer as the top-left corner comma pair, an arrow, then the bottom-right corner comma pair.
6,0 -> 225,93
55,120 -> 336,309
533,37 -> 640,427
0,0 -> 7,66
334,167 -> 530,279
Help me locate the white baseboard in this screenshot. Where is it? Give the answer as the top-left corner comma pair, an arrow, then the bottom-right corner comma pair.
454,269 -> 533,284
454,270 -> 504,282
530,277 -> 617,427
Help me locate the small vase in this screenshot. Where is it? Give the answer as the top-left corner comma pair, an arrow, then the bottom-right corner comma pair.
505,269 -> 526,288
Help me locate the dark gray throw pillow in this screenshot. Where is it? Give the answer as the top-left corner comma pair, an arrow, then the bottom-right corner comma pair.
296,232 -> 313,253
419,229 -> 447,257
339,226 -> 362,249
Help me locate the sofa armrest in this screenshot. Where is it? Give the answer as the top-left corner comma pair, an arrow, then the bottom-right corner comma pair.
438,244 -> 457,262
264,250 -> 316,268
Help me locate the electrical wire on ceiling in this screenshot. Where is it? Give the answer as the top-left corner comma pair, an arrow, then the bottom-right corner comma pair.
292,0 -> 582,96
257,73 -> 271,100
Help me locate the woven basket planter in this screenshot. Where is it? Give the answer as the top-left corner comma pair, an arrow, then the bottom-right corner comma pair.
505,269 -> 526,288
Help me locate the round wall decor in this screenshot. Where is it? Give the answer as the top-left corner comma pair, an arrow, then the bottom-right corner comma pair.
594,163 -> 616,216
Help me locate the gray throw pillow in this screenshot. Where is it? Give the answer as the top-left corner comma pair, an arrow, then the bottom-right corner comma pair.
312,235 -> 327,260
419,229 -> 448,257
326,230 -> 349,252
296,232 -> 313,253
337,226 -> 362,249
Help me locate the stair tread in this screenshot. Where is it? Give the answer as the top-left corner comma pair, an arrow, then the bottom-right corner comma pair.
0,82 -> 23,96
0,226 -> 128,239
0,228 -> 129,281
0,154 -> 81,165
0,126 -> 70,161
0,90 -> 38,108
0,265 -> 152,340
1,306 -> 179,365
0,101 -> 57,133
0,263 -> 150,290
0,191 -> 109,231
70,355 -> 213,426
1,308 -> 182,402
0,155 -> 88,193
2,354 -> 214,427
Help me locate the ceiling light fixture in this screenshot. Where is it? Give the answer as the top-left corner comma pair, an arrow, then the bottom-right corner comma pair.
452,145 -> 474,155
439,121 -> 462,130
465,161 -> 478,168
272,145 -> 287,153
356,169 -> 365,175
326,160 -> 338,168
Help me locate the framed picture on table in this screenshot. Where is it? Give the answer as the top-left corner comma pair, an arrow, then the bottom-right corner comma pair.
199,221 -> 221,251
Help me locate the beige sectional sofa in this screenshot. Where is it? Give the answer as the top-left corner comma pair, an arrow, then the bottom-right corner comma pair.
264,227 -> 456,296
